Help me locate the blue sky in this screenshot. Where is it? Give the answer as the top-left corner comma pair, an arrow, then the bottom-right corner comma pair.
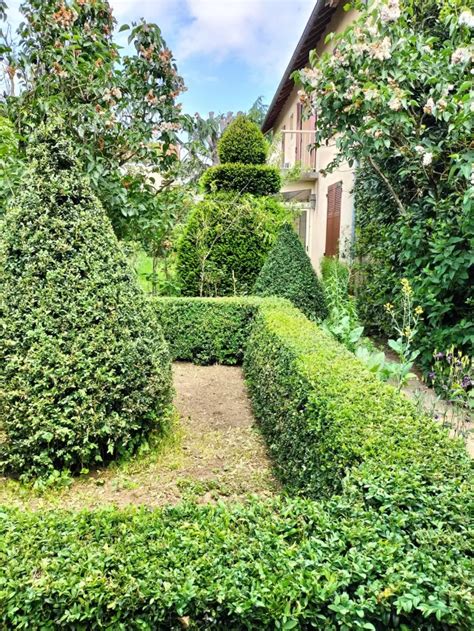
5,0 -> 316,117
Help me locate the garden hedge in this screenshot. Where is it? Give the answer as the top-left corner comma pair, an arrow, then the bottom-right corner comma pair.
1,297 -> 472,628
176,193 -> 288,296
154,296 -> 263,364
254,223 -> 328,321
200,163 -> 281,196
0,123 -> 172,477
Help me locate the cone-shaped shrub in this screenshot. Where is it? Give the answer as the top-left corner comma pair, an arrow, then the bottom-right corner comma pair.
0,121 -> 172,477
218,115 -> 268,165
254,223 -> 328,321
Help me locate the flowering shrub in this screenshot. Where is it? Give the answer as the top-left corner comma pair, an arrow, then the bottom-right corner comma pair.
296,0 -> 474,368
1,0 -> 186,235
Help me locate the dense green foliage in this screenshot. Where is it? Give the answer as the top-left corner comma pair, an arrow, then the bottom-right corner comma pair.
0,124 -> 172,477
353,161 -> 473,367
296,0 -> 474,369
244,300 -> 470,496
200,163 -> 281,196
176,194 -> 289,297
0,115 -> 22,211
254,223 -> 328,321
1,482 -> 472,630
154,296 -> 263,364
1,1 -> 186,236
217,115 -> 268,165
1,298 -> 472,629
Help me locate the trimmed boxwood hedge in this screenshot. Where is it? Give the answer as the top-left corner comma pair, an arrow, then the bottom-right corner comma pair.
154,296 -> 263,364
200,163 -> 281,196
0,123 -> 172,477
254,223 -> 328,321
1,297 -> 472,629
244,300 -> 471,497
176,194 -> 288,297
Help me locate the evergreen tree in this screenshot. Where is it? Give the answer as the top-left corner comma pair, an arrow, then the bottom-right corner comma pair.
0,121 -> 172,477
254,223 -> 328,321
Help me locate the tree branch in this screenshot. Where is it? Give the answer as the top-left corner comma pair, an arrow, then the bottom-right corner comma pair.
367,155 -> 407,217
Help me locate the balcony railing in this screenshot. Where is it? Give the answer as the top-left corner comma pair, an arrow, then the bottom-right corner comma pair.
280,129 -> 317,175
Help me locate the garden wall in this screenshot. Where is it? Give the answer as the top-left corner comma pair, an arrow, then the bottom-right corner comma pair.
1,297 -> 472,629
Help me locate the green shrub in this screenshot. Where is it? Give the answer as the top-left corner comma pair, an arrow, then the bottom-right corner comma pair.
176,193 -> 289,297
154,296 -> 264,364
1,487 -> 471,629
200,163 -> 281,196
254,223 -> 328,321
0,297 -> 472,628
244,300 -> 471,498
217,115 -> 268,165
0,122 -> 172,477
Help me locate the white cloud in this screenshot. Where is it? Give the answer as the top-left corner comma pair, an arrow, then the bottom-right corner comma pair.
177,0 -> 315,73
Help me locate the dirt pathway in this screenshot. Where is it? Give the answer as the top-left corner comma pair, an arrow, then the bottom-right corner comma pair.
0,363 -> 278,510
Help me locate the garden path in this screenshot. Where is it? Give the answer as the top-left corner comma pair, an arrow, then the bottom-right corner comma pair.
0,363 -> 278,510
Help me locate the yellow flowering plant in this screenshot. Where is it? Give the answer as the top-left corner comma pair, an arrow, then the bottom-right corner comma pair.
384,278 -> 424,390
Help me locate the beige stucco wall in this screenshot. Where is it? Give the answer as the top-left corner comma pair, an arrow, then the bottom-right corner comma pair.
270,3 -> 358,272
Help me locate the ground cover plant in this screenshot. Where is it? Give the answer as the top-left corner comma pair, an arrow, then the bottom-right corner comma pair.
0,122 -> 172,477
0,296 -> 473,628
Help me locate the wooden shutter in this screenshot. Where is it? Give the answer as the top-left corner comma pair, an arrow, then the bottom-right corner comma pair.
325,182 -> 342,256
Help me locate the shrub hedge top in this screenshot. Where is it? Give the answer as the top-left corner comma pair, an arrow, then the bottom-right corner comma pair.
200,163 -> 281,196
254,223 -> 328,321
0,121 -> 172,477
217,115 -> 268,165
176,193 -> 289,297
154,296 -> 265,364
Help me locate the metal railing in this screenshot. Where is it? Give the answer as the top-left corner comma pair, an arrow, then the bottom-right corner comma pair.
280,129 -> 317,173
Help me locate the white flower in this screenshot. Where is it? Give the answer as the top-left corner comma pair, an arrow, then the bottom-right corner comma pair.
369,37 -> 392,61
111,87 -> 122,100
415,145 -> 424,154
380,0 -> 401,23
388,96 -> 402,111
459,10 -> 474,28
437,98 -> 447,111
363,88 -> 379,100
451,47 -> 471,64
299,67 -> 321,89
422,152 -> 433,167
423,97 -> 435,114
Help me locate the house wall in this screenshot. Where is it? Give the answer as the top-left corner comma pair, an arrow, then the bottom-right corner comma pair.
270,3 -> 357,272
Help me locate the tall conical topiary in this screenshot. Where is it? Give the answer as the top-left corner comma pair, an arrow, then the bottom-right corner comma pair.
0,120 -> 172,477
254,223 -> 328,321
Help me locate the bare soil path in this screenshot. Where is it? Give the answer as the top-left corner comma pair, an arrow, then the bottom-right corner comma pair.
0,363 -> 278,510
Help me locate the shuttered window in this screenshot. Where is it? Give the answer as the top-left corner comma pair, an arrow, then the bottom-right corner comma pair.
325,181 -> 342,257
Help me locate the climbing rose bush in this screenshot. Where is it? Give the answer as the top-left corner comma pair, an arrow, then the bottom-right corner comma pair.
296,0 -> 473,368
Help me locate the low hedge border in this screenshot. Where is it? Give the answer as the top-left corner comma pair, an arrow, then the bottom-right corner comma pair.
153,296 -> 265,365
1,297 -> 472,629
243,300 -> 471,498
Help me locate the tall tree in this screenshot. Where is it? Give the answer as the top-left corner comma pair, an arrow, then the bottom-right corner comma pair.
0,0 -> 186,235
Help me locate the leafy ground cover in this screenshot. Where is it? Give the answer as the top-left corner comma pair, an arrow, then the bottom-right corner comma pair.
0,363 -> 276,510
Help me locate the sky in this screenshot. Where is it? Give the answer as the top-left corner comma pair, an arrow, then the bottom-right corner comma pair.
5,0 -> 316,117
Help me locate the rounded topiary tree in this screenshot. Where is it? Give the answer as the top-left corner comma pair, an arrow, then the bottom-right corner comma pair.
177,193 -> 289,296
218,115 -> 268,165
0,121 -> 172,477
254,223 -> 328,321
201,115 -> 280,195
